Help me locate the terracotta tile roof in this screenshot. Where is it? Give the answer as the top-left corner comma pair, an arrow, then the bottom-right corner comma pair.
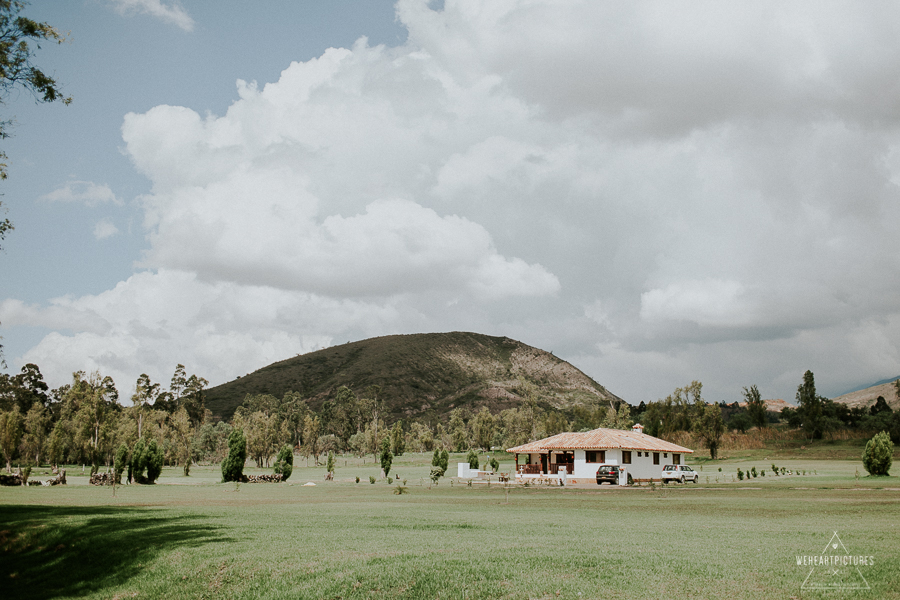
506,427 -> 693,454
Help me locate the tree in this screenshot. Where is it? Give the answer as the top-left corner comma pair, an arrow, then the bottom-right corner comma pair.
20,401 -> 48,464
693,403 -> 725,459
130,437 -> 163,484
472,407 -> 495,450
871,396 -> 892,416
449,408 -> 468,452
467,448 -> 479,469
325,451 -> 335,478
170,406 -> 193,476
113,442 -> 128,484
862,431 -> 893,476
379,435 -> 392,478
796,370 -> 824,440
431,448 -> 446,477
0,0 -> 73,305
0,404 -> 22,470
302,414 -> 321,465
390,421 -> 405,456
274,444 -> 293,481
743,385 -> 767,429
221,428 -> 247,483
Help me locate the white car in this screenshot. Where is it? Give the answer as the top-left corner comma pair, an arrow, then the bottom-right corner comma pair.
661,464 -> 698,484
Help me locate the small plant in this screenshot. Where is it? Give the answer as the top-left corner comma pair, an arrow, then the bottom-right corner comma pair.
369,476 -> 376,484
325,451 -> 335,480
772,464 -> 778,476
717,467 -> 722,472
737,468 -> 744,481
355,476 -> 360,483
760,470 -> 765,477
863,431 -> 894,476
430,467 -> 442,485
387,477 -> 393,484
274,445 -> 294,481
781,467 -> 786,475
750,466 -> 757,478
393,485 -> 408,495
467,449 -> 479,470
402,479 -> 407,485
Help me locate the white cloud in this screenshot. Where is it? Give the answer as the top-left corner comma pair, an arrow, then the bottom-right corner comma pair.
93,218 -> 119,240
106,0 -> 194,32
9,1 -> 900,402
40,181 -> 121,207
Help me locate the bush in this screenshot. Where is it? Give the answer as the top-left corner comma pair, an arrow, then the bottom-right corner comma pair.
274,445 -> 293,481
325,451 -> 335,476
467,449 -> 479,470
440,449 -> 449,474
737,468 -> 744,481
387,477 -> 393,484
489,457 -> 500,472
130,439 -> 163,484
430,466 -> 442,485
146,440 -> 163,483
863,431 -> 894,476
221,428 -> 247,483
760,470 -> 765,477
379,437 -> 393,477
114,443 -> 129,484
750,466 -> 757,478
369,475 -> 376,484
355,476 -> 360,483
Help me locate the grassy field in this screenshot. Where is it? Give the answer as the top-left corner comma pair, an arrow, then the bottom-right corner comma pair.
2,453 -> 898,599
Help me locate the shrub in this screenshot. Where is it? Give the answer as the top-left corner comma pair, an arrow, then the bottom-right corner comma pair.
750,466 -> 757,478
369,475 -> 376,484
379,437 -> 393,477
274,445 -> 294,481
737,468 -> 744,481
430,467 -> 442,485
146,440 -> 164,483
114,443 -> 129,484
772,463 -> 778,475
760,470 -> 765,477
393,485 -> 408,495
221,428 -> 247,483
355,476 -> 360,483
325,451 -> 335,476
387,477 -> 393,484
467,449 -> 479,470
863,431 -> 894,476
130,438 -> 163,484
440,449 -> 449,474
489,457 -> 500,472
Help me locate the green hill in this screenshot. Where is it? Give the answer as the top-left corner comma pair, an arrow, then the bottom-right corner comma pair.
205,332 -> 621,422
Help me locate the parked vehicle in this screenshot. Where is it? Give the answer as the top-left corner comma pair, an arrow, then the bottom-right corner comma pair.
661,464 -> 698,484
596,465 -> 620,485
596,465 -> 633,485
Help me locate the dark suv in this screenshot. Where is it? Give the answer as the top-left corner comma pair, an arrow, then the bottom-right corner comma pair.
596,465 -> 620,485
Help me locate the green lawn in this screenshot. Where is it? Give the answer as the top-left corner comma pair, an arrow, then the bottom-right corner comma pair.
2,454 -> 898,599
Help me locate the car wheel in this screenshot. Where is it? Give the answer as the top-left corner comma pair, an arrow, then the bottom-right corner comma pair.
680,476 -> 685,484
693,476 -> 698,484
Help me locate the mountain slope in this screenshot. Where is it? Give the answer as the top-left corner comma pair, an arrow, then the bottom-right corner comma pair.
205,332 -> 621,422
832,379 -> 900,411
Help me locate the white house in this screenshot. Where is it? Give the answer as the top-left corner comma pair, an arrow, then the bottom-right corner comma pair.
506,424 -> 693,482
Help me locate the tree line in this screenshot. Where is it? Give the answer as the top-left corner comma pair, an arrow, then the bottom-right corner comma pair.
2,363 -> 898,474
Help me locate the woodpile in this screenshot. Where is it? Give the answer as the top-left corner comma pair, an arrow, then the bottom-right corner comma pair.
0,473 -> 22,486
0,468 -> 66,486
246,473 -> 283,483
89,472 -> 116,486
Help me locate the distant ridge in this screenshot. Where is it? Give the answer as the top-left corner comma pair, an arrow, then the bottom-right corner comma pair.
832,378 -> 900,411
205,332 -> 622,422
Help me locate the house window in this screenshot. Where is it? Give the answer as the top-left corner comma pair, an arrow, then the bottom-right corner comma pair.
664,453 -> 668,458
586,451 -> 605,463
673,453 -> 681,465
622,451 -> 632,464
653,452 -> 660,465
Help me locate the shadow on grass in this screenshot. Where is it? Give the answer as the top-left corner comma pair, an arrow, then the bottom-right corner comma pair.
0,505 -> 232,599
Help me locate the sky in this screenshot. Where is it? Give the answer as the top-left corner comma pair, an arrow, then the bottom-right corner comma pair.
1,0 -> 899,406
